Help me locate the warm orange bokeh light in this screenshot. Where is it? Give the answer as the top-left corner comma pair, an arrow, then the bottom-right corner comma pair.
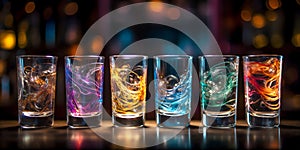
148,1 -> 163,13
251,14 -> 266,28
0,30 -> 16,50
65,2 -> 78,16
253,34 -> 268,48
266,11 -> 278,21
25,2 -> 35,14
266,0 -> 281,10
241,9 -> 252,22
292,33 -> 300,47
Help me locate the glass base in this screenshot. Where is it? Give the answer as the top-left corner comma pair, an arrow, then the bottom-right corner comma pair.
68,115 -> 102,128
156,113 -> 190,128
202,114 -> 235,128
247,113 -> 279,128
19,114 -> 53,129
112,115 -> 144,127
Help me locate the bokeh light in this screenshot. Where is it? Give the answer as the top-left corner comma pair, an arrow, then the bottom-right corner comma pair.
0,30 -> 16,50
251,14 -> 266,29
253,34 -> 268,48
266,11 -> 278,21
167,7 -> 180,20
64,2 -> 78,16
148,1 -> 163,12
292,33 -> 300,47
241,9 -> 252,22
25,1 -> 35,14
266,0 -> 281,10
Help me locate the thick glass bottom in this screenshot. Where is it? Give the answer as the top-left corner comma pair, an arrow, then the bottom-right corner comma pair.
19,114 -> 53,129
156,113 -> 190,128
112,115 -> 144,127
68,114 -> 102,128
247,112 -> 279,128
202,113 -> 236,128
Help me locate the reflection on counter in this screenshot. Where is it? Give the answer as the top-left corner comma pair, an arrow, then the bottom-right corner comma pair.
18,128 -> 55,149
67,129 -> 84,149
156,128 -> 191,149
112,127 -> 146,148
200,127 -> 237,149
0,120 -> 299,149
246,127 -> 281,149
90,122 -> 191,149
66,128 -> 105,149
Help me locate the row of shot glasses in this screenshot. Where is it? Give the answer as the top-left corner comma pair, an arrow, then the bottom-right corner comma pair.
16,54 -> 282,129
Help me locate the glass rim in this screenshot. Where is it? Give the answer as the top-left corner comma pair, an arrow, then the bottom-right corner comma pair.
153,55 -> 192,59
65,55 -> 105,59
16,55 -> 58,59
110,55 -> 148,59
242,54 -> 283,58
198,55 -> 239,58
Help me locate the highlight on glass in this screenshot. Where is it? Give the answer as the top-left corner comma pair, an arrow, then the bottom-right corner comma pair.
110,55 -> 148,127
154,55 -> 192,128
17,55 -> 58,129
199,55 -> 239,128
65,55 -> 105,128
243,54 -> 283,128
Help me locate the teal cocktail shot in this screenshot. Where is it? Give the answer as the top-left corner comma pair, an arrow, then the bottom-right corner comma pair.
199,55 -> 239,128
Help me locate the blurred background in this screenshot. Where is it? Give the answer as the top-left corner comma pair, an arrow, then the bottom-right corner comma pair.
1,0 -> 300,121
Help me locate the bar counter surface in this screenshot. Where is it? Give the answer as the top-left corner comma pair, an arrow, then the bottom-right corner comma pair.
1,120 -> 300,149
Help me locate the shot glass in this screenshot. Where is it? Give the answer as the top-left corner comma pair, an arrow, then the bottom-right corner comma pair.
154,55 -> 192,128
199,55 -> 239,128
110,55 -> 148,127
243,54 -> 283,127
65,55 -> 105,128
17,55 -> 58,129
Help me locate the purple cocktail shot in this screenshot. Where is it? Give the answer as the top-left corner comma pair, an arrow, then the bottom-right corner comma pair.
65,56 -> 105,128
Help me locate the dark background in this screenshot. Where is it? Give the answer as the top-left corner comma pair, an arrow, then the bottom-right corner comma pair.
1,0 -> 300,121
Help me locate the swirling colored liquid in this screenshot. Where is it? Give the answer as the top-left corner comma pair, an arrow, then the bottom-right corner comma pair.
244,58 -> 281,111
111,64 -> 146,116
65,62 -> 104,116
156,71 -> 191,116
19,63 -> 56,116
201,62 -> 238,113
